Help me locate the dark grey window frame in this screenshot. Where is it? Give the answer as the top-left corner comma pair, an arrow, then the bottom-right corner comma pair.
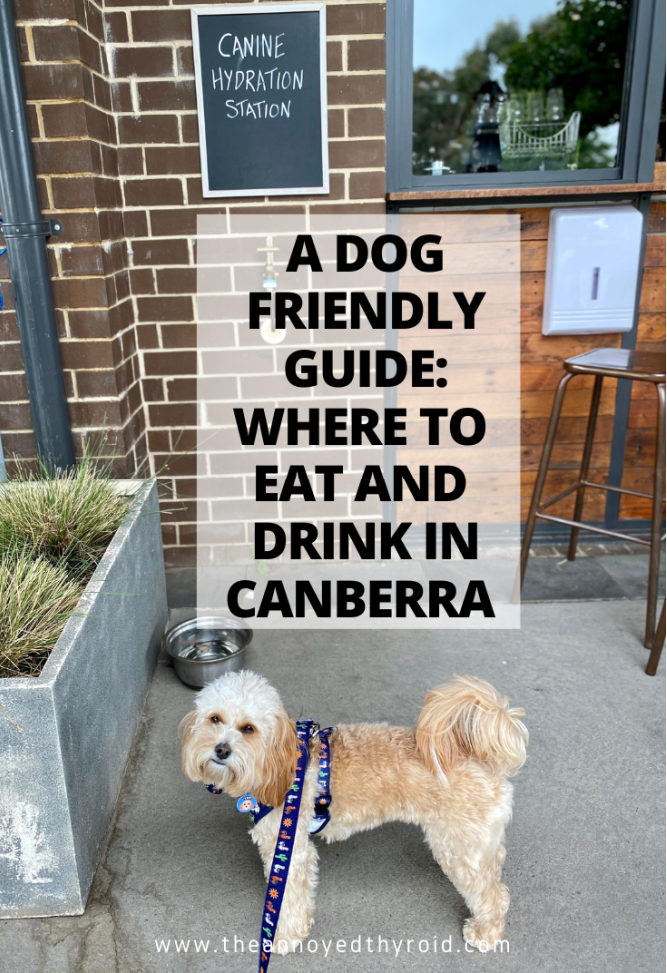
387,0 -> 666,193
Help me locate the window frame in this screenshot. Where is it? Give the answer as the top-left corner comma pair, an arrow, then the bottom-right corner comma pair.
387,0 -> 666,193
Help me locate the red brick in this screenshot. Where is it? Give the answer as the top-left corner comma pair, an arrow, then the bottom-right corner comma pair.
181,115 -> 200,143
0,402 -> 32,428
348,106 -> 384,137
0,345 -> 24,371
349,169 -> 385,199
51,176 -> 95,210
129,268 -> 155,294
132,238 -> 190,265
144,350 -> 196,374
155,267 -> 196,293
136,295 -> 193,321
123,210 -> 149,237
327,74 -> 385,106
328,108 -> 345,138
86,2 -> 105,43
310,201 -> 385,215
0,314 -> 19,343
118,147 -> 144,175
61,340 -> 115,370
77,30 -> 104,73
348,38 -> 386,71
60,246 -> 105,276
34,140 -> 93,175
137,80 -> 196,111
160,324 -> 196,347
32,24 -> 80,61
166,378 -> 195,399
124,178 -> 184,206
52,277 -> 108,309
68,400 -> 122,425
105,11 -> 129,43
145,145 -> 200,175
23,63 -> 84,101
113,46 -> 174,78
327,4 -> 386,35
327,40 -> 343,71
111,81 -> 133,112
118,114 -> 180,144
177,47 -> 194,75
136,324 -> 159,349
131,9 -> 191,41
329,139 -> 385,168
40,103 -> 85,139
68,309 -> 111,339
15,0 -> 74,17
76,370 -> 119,398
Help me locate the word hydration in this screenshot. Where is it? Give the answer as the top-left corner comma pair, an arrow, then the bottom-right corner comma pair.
228,233 -> 496,622
211,31 -> 303,120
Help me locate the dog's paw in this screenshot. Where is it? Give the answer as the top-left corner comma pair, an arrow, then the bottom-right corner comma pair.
463,918 -> 506,951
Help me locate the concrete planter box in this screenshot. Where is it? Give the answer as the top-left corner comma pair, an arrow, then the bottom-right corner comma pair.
0,480 -> 168,918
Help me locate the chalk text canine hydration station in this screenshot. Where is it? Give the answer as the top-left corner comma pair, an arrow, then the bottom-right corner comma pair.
191,5 -> 329,196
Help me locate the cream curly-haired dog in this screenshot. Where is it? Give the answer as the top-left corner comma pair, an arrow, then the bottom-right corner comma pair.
179,671 -> 527,952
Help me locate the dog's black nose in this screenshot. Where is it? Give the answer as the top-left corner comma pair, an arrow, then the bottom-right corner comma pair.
215,743 -> 232,761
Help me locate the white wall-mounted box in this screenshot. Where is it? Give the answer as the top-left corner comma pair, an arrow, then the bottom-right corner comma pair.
542,205 -> 643,335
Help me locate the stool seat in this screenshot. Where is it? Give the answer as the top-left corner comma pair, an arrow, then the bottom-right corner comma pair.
565,348 -> 666,382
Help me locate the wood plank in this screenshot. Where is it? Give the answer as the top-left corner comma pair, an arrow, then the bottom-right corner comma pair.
388,163 -> 666,202
521,415 -> 614,445
639,269 -> 666,313
521,332 -> 621,363
520,387 -> 616,419
644,235 -> 666,268
636,313 -> 666,343
648,202 -> 666,235
520,240 -> 547,273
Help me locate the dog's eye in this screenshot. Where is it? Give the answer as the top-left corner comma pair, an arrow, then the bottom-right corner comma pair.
210,715 -> 221,724
241,724 -> 255,734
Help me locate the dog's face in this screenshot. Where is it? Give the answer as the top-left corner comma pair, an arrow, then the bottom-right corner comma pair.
179,670 -> 298,806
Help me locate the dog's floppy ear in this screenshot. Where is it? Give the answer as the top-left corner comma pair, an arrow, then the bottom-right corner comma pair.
179,711 -> 200,780
255,710 -> 299,808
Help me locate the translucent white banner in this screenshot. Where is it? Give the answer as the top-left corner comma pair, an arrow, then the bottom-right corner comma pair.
197,213 -> 520,628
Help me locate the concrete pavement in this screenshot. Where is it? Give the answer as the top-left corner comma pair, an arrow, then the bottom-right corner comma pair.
1,592 -> 664,973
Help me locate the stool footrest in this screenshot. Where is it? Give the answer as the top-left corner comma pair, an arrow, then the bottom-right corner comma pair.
538,479 -> 662,515
535,513 -> 652,546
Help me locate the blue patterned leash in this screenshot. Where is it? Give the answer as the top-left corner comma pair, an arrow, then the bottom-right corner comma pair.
204,722 -> 333,971
309,726 -> 333,834
258,718 -> 312,973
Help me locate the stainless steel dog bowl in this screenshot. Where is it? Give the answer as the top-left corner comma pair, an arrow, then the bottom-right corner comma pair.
163,616 -> 253,689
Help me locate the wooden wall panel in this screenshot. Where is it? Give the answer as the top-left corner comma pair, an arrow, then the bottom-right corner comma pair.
621,201 -> 666,518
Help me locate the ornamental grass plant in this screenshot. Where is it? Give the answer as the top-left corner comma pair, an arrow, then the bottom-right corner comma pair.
0,456 -> 134,677
0,548 -> 84,677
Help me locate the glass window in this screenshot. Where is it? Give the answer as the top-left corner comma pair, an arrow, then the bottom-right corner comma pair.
412,0 -> 632,176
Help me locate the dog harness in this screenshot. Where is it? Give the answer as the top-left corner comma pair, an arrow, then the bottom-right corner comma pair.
204,721 -> 333,973
205,722 -> 333,832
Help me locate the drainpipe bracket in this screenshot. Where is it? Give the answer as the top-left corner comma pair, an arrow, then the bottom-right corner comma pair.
0,218 -> 63,238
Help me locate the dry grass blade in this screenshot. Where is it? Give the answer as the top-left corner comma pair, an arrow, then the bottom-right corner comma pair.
0,550 -> 84,678
0,459 -> 134,579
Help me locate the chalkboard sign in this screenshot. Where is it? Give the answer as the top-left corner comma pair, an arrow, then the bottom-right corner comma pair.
191,4 -> 329,197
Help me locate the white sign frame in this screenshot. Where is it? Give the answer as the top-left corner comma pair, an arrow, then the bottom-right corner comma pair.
191,3 -> 330,198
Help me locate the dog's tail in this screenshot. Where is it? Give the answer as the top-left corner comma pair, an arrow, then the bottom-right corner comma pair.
416,675 -> 528,780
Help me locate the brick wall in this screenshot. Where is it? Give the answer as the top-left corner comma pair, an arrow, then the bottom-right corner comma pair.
1,0 -> 147,475
0,0 -> 387,566
0,0 -> 663,562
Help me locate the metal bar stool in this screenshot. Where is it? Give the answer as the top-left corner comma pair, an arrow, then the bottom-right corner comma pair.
521,348 -> 666,647
646,600 -> 665,675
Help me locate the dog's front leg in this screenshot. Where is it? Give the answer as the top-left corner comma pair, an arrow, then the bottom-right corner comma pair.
252,811 -> 319,954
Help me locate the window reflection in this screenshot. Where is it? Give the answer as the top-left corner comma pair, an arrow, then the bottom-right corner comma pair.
413,0 -> 631,176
